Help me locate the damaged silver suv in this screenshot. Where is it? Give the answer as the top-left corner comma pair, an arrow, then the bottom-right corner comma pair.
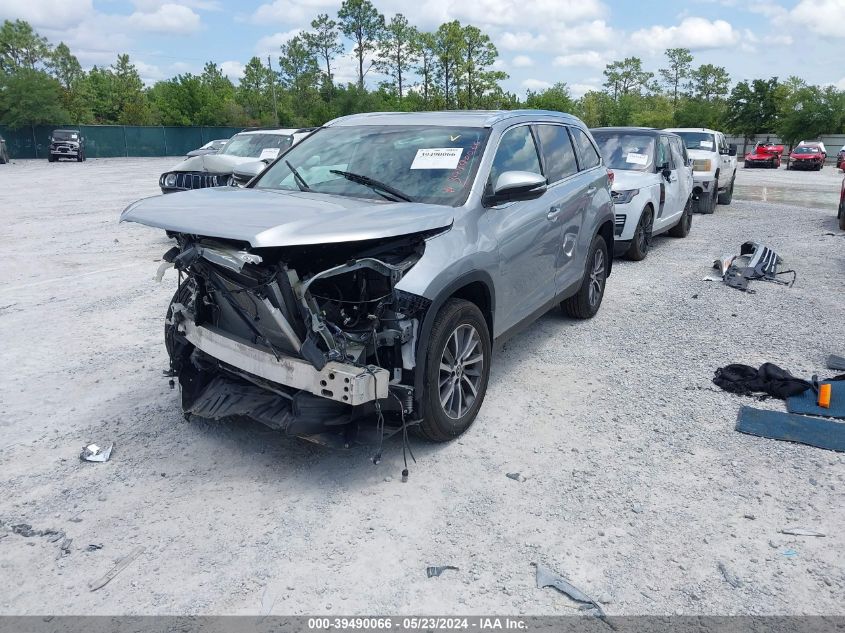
122,111 -> 614,442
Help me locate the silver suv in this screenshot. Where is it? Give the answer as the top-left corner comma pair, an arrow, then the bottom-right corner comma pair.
122,110 -> 614,442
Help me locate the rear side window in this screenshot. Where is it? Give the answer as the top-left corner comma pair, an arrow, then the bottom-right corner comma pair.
535,124 -> 578,183
670,137 -> 686,168
570,128 -> 601,170
489,125 -> 542,186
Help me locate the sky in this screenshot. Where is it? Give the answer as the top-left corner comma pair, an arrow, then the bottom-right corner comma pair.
1,0 -> 844,97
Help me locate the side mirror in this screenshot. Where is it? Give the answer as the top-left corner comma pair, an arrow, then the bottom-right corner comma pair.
232,161 -> 265,183
728,144 -> 737,157
486,171 -> 547,205
660,162 -> 671,180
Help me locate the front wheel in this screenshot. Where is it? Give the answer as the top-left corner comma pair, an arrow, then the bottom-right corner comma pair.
418,298 -> 492,442
718,174 -> 734,205
669,197 -> 693,238
561,234 -> 608,320
625,207 -> 653,261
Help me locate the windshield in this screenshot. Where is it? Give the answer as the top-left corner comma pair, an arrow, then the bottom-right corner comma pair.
53,131 -> 79,141
676,132 -> 715,151
794,147 -> 819,154
220,133 -> 292,158
591,132 -> 655,172
255,125 -> 489,206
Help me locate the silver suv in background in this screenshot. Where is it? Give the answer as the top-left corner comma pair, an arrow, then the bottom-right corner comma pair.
122,110 -> 614,442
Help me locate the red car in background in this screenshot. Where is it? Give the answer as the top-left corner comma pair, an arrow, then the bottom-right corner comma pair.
744,142 -> 783,168
836,145 -> 845,169
788,144 -> 825,170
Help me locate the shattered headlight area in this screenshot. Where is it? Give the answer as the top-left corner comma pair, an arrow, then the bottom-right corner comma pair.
160,232 -> 433,444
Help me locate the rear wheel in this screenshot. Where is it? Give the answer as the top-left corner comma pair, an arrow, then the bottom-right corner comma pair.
418,298 -> 491,442
625,206 -> 653,261
718,174 -> 734,205
668,197 -> 693,238
561,234 -> 608,320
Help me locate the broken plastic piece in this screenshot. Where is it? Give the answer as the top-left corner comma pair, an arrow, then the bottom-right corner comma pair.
827,355 -> 845,371
717,561 -> 743,588
426,565 -> 458,578
80,443 -> 113,462
506,472 -> 526,482
780,528 -> 825,537
89,545 -> 145,591
534,563 -> 605,617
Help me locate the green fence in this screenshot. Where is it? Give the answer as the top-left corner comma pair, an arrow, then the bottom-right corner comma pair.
0,125 -> 243,159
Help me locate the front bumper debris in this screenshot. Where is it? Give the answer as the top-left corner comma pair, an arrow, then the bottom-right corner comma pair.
179,317 -> 389,406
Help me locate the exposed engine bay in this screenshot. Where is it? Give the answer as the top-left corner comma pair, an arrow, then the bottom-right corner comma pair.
160,230 -> 435,444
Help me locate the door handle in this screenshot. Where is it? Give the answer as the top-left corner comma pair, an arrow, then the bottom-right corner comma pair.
547,205 -> 562,221
586,186 -> 597,194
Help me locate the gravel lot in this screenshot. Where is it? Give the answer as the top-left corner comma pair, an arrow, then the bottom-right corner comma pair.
0,158 -> 843,616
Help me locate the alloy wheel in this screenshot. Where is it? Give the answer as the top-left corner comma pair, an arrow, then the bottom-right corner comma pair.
588,248 -> 606,308
438,324 -> 484,420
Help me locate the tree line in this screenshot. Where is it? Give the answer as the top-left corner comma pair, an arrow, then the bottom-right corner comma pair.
1,5 -> 844,147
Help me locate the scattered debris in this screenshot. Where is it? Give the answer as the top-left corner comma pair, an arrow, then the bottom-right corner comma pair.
506,472 -> 526,482
743,514 -> 756,520
827,355 -> 845,371
89,545 -> 145,591
783,549 -> 798,558
426,565 -> 459,578
87,544 -> 103,551
712,242 -> 795,292
80,442 -> 113,463
717,562 -> 743,588
780,528 -> 825,537
56,538 -> 73,559
533,562 -> 606,617
736,406 -> 845,452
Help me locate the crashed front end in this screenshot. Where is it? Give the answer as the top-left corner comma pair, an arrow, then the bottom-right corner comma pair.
159,233 -> 431,439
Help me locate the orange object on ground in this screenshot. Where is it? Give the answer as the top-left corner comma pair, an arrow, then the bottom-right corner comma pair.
818,383 -> 831,409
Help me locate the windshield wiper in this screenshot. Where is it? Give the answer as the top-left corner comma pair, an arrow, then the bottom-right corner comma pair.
286,160 -> 311,192
329,169 -> 414,202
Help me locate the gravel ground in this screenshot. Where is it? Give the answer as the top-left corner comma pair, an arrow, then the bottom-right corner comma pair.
0,158 -> 843,616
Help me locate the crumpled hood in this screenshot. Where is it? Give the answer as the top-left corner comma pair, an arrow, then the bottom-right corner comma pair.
120,187 -> 455,248
611,169 -> 657,192
166,153 -> 257,174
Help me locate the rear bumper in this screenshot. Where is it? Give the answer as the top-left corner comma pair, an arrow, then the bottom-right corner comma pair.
180,318 -> 389,406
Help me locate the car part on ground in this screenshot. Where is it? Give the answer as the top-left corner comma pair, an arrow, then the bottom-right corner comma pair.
124,110 -> 614,445
713,241 -> 795,292
591,127 -> 694,260
159,128 -> 314,193
664,127 -> 737,214
534,562 -> 606,617
47,129 -> 85,162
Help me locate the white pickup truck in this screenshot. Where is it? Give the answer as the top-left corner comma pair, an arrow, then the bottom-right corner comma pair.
664,128 -> 737,214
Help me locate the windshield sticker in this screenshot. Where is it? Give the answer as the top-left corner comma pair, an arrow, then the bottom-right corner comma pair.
450,134 -> 461,142
699,140 -> 714,149
411,147 -> 463,170
259,148 -> 280,160
626,152 -> 649,165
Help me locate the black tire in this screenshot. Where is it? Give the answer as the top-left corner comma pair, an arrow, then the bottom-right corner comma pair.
668,197 -> 693,238
718,174 -> 734,205
77,153 -> 83,162
48,154 -> 56,162
417,298 -> 492,442
697,182 -> 717,214
561,234 -> 608,320
624,206 -> 653,261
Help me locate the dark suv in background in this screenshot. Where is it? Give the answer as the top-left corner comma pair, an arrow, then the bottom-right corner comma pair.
48,129 -> 85,162
0,134 -> 9,164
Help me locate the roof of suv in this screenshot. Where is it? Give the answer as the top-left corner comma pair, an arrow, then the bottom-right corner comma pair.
664,127 -> 720,134
238,128 -> 304,136
592,127 -> 682,138
324,110 -> 582,128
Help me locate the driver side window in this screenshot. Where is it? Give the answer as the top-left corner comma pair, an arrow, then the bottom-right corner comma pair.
489,126 -> 542,188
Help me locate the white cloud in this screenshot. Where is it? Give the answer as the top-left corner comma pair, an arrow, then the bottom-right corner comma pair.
522,78 -> 551,91
132,0 -> 221,10
790,0 -> 845,38
0,0 -> 93,29
512,55 -> 533,67
134,60 -> 165,83
221,60 -> 245,80
553,51 -> 607,68
630,17 -> 739,53
570,82 -> 599,98
128,4 -> 202,34
499,31 -> 548,51
251,0 -> 339,25
255,29 -> 302,58
836,77 -> 845,90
